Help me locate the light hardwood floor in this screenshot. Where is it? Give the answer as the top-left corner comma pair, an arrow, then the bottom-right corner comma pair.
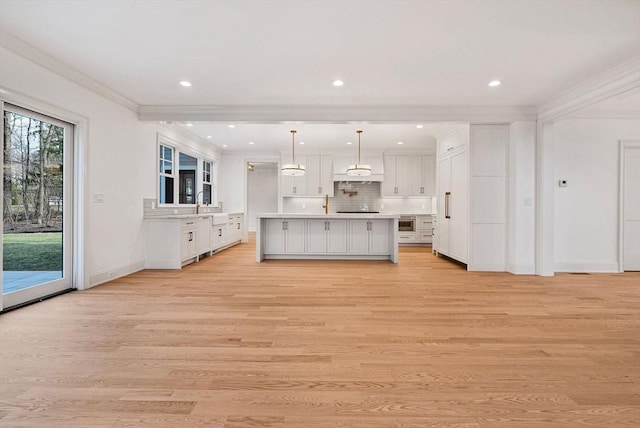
1,238 -> 639,427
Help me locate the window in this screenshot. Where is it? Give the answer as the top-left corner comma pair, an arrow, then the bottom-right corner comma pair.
158,136 -> 215,206
159,144 -> 174,204
202,160 -> 212,205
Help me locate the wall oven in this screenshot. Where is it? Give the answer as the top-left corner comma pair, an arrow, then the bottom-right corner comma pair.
398,216 -> 416,232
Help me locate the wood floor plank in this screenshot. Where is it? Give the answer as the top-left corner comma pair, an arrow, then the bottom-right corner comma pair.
1,237 -> 639,427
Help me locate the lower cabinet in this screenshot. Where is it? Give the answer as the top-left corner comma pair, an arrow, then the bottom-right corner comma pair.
349,219 -> 390,254
146,213 -> 244,269
147,218 -> 199,269
265,219 -> 306,254
259,217 -> 397,262
307,219 -> 347,253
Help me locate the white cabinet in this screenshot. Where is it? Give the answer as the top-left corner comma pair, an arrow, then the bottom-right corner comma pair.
306,155 -> 334,197
349,219 -> 390,254
281,155 -> 307,196
382,155 -> 409,196
146,218 -> 199,269
180,220 -> 198,262
265,218 -> 306,254
383,155 -> 435,197
415,215 -> 433,244
409,156 -> 435,196
436,145 -> 468,263
210,222 -> 226,250
197,217 -> 211,256
307,219 -> 347,253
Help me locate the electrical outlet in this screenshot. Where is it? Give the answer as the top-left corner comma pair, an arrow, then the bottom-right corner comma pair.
93,193 -> 105,203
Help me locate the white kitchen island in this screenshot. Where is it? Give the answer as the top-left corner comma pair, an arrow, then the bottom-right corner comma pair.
256,213 -> 400,263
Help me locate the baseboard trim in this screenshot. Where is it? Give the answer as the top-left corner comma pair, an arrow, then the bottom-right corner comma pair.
506,262 -> 536,275
89,260 -> 145,288
554,261 -> 621,273
468,262 -> 506,272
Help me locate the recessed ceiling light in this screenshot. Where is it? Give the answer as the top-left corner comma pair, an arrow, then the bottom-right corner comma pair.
207,135 -> 212,139
228,124 -> 235,128
248,141 -> 254,145
416,124 -> 424,129
397,141 -> 404,145
299,141 -> 305,145
488,80 -> 501,87
179,81 -> 192,87
346,141 -> 352,145
333,80 -> 344,87
222,144 -> 227,148
186,123 -> 193,127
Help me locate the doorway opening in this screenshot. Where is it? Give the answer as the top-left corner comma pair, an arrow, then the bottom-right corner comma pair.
246,162 -> 278,233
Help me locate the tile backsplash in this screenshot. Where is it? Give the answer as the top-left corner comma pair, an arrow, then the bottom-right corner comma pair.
282,182 -> 434,214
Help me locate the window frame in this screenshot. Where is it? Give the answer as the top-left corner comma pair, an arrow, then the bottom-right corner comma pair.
157,134 -> 217,207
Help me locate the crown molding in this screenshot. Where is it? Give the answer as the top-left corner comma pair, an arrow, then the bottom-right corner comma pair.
538,56 -> 640,122
138,104 -> 537,123
0,29 -> 139,113
568,109 -> 640,120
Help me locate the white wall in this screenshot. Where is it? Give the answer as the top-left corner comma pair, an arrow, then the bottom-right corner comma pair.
0,46 -> 219,288
553,118 -> 640,272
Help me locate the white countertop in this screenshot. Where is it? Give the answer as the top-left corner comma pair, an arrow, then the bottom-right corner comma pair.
146,212 -> 242,220
258,213 -> 400,219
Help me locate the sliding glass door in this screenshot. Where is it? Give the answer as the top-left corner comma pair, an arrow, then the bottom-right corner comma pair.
2,104 -> 73,309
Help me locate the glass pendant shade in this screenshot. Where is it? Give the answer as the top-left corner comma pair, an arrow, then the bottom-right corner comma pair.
282,129 -> 305,176
346,129 -> 371,176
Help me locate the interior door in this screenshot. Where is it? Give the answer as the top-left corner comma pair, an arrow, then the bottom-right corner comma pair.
2,104 -> 74,310
623,145 -> 640,270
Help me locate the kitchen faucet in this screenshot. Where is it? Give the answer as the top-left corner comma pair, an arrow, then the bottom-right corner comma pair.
195,190 -> 204,214
322,194 -> 329,214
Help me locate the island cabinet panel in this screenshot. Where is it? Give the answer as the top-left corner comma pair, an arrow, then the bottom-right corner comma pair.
257,215 -> 398,263
308,219 -> 348,253
349,219 -> 389,254
369,219 -> 391,254
265,218 -> 306,254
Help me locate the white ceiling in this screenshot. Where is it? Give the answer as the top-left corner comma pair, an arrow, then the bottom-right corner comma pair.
0,0 -> 638,153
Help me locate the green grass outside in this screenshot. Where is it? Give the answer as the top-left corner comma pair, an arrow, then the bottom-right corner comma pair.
3,232 -> 63,271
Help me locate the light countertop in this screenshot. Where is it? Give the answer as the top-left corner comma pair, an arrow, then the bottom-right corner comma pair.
257,213 -> 400,219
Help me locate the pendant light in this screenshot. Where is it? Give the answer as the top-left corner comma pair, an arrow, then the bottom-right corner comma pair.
281,130 -> 306,176
346,130 -> 371,176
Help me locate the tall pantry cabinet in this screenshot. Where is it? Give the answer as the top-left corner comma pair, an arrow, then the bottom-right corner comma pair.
436,133 -> 469,264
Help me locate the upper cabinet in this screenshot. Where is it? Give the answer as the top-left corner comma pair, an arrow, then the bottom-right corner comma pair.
381,154 -> 435,197
306,155 -> 334,197
281,155 -> 308,196
281,154 -> 333,197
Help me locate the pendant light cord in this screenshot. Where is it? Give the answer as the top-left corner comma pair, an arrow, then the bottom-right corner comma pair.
357,130 -> 363,164
291,130 -> 296,164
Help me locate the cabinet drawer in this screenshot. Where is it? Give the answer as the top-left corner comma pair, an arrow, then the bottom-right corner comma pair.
416,218 -> 433,229
398,232 -> 417,242
181,219 -> 197,230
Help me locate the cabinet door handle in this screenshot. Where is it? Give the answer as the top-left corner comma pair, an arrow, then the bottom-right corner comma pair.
447,146 -> 454,152
237,223 -> 240,229
318,186 -> 322,194
445,192 -> 451,219
420,187 -> 424,194
218,229 -> 222,237
293,186 -> 296,194
189,231 -> 193,242
326,221 -> 330,231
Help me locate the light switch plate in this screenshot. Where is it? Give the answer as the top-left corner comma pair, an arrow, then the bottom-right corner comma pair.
93,193 -> 105,203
